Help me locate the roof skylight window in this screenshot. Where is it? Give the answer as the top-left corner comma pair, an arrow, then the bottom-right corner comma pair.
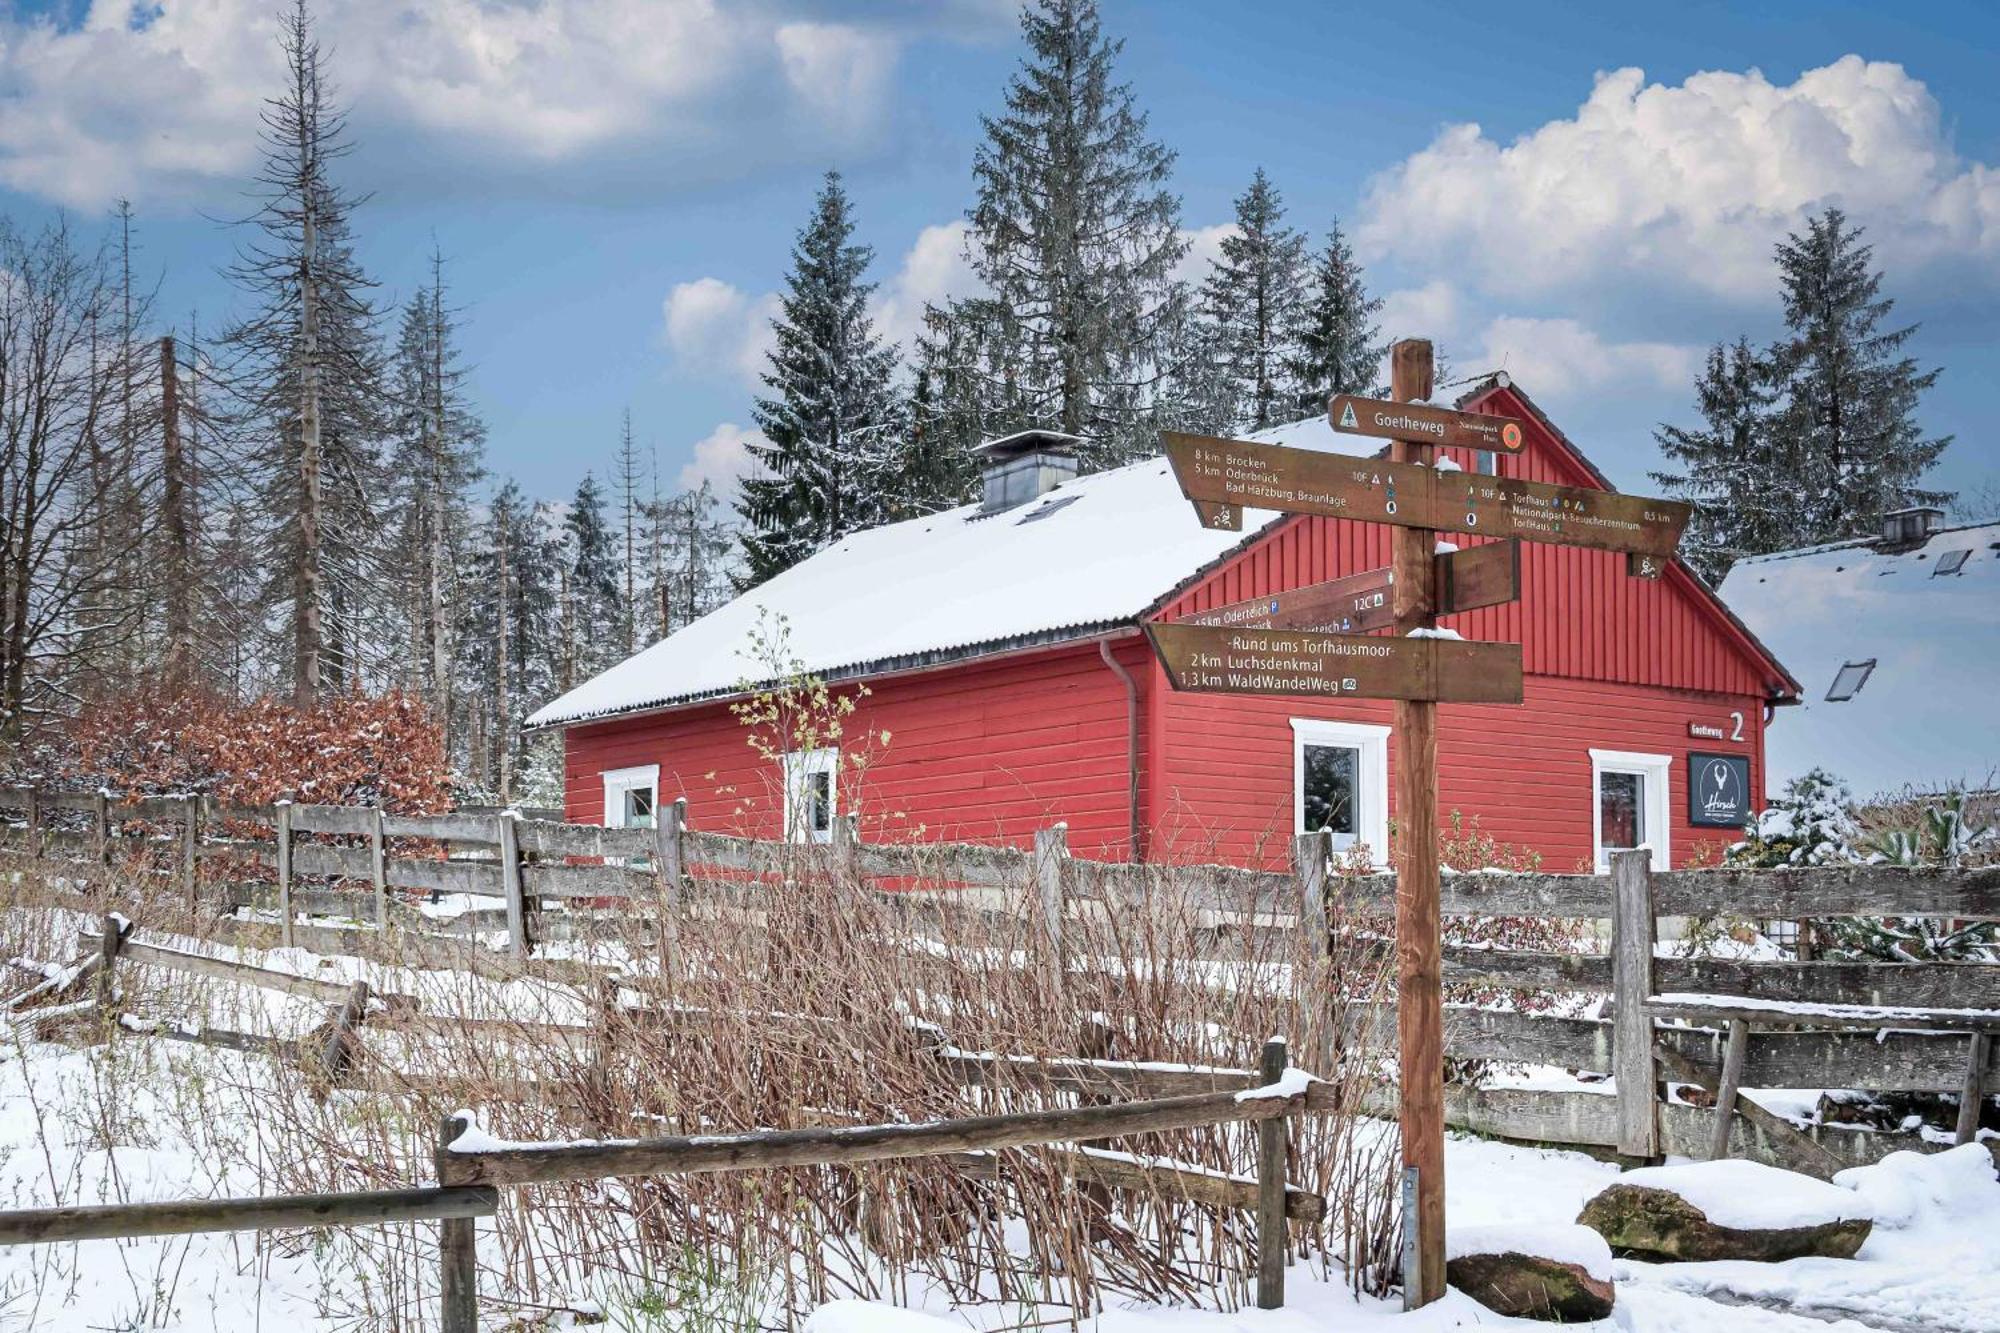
1826,659 -> 1876,703
1934,549 -> 1971,576
1016,494 -> 1081,525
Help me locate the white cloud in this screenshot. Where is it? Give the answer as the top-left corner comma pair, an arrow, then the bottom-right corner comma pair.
679,421 -> 768,499
1469,317 -> 1699,399
1358,56 -> 2000,302
0,0 -> 929,208
670,219 -> 983,385
1172,223 -> 1236,289
1376,281 -> 1463,346
774,22 -> 897,141
869,219 -> 980,351
663,278 -> 780,386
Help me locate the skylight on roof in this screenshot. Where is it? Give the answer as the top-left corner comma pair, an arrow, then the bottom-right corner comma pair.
1826,659 -> 1876,703
1015,494 -> 1081,525
1934,549 -> 1971,576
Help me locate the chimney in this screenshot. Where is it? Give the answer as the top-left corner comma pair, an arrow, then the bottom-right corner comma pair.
1877,505 -> 1943,552
974,428 -> 1082,516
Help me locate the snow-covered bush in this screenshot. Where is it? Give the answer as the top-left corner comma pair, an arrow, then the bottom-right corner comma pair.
1729,768 -> 1864,867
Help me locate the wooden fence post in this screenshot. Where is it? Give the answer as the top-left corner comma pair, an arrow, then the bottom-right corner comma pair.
1293,831 -> 1332,1072
1610,848 -> 1659,1158
654,798 -> 686,981
1708,1018 -> 1749,1160
831,811 -> 860,890
25,787 -> 41,859
498,812 -> 528,959
275,801 -> 295,951
369,805 -> 388,930
315,980 -> 372,1093
436,1113 -> 479,1333
1256,1035 -> 1289,1310
181,794 -> 201,912
92,790 -> 111,868
1958,1032 -> 1991,1146
93,912 -> 129,1014
1034,823 -> 1068,965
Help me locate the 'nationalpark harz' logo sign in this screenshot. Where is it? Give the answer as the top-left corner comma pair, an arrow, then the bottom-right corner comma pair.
1687,752 -> 1752,828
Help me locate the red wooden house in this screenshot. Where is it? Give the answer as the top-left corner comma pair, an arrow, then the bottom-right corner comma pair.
528,377 -> 1799,873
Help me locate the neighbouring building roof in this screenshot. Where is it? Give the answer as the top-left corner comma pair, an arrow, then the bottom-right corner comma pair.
1718,520 -> 2000,800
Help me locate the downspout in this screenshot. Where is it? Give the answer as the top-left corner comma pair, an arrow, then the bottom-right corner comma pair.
1099,638 -> 1142,862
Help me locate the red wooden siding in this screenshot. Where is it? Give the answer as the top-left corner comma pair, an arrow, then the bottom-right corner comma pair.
1148,663 -> 1762,872
563,638 -> 1152,861
560,383 -> 1784,874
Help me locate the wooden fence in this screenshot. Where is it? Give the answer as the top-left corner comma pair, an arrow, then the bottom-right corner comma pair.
2,785 -> 1998,1172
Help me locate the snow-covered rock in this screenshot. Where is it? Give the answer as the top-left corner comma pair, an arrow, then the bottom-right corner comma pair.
1578,1159 -> 1873,1262
1446,1222 -> 1615,1320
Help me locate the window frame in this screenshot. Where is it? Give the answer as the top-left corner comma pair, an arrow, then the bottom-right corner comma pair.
781,747 -> 839,844
1588,748 -> 1671,872
1291,718 -> 1391,869
1826,659 -> 1877,703
601,764 -> 661,830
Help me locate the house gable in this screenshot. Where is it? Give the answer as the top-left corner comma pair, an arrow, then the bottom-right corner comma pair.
1151,381 -> 1798,701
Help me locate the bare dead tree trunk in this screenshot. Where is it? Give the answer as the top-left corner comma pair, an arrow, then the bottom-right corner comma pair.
160,335 -> 193,686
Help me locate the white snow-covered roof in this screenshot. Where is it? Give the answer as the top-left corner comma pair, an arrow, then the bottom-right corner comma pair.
1718,521 -> 2000,800
528,416 -> 1391,728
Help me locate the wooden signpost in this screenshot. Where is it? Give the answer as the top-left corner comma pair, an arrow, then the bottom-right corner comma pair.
1160,431 -> 1690,574
1143,624 -> 1523,703
1154,341 -> 1691,1308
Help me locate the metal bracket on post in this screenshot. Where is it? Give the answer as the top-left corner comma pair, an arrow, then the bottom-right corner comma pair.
1400,1164 -> 1422,1312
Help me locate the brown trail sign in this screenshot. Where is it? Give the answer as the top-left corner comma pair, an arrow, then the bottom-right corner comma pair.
1183,567 -> 1396,634
1329,393 -> 1526,454
1179,542 -> 1519,635
1160,431 -> 1690,571
1145,623 -> 1523,704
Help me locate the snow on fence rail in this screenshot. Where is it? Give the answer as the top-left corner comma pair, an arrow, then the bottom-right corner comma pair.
1,785 -> 1997,1171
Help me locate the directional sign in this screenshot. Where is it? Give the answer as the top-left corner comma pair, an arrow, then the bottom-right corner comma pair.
1144,623 -> 1524,704
1330,394 -> 1527,454
1437,540 -> 1521,615
1161,432 -> 1690,561
1183,567 -> 1396,634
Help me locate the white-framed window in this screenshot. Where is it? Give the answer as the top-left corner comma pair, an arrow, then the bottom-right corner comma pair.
1292,719 -> 1391,868
1589,749 -> 1671,872
782,748 -> 839,844
601,765 -> 660,830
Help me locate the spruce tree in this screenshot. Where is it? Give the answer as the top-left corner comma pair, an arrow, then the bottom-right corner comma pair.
1766,208 -> 1951,540
1652,337 -> 1785,583
1200,168 -> 1306,431
1286,221 -> 1383,417
387,251 -> 484,729
220,0 -> 387,703
562,473 -> 620,682
954,0 -> 1187,468
737,171 -> 901,585
656,481 -> 735,628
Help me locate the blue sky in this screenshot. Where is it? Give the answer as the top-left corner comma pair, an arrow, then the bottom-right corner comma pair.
4,0 -> 1996,510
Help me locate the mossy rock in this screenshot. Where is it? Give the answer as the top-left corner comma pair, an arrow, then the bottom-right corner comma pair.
1446,1250 -> 1615,1321
1578,1182 -> 1871,1263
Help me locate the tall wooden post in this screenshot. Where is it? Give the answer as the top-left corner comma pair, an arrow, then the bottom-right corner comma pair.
275,801 -> 295,950
181,793 -> 200,912
497,812 -> 528,959
1293,830 -> 1333,1073
1387,339 -> 1445,1307
26,787 -> 41,860
654,797 -> 686,982
1610,848 -> 1660,1157
1255,1035 -> 1290,1309
1033,822 -> 1068,969
368,805 -> 388,929
1384,338 -> 1448,1304
436,1113 -> 479,1332
92,790 -> 112,869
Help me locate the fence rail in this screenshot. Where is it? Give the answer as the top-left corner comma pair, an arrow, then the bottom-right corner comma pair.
2,784 -> 1996,1176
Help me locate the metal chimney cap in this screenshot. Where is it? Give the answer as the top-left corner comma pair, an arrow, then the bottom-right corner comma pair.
973,428 -> 1084,457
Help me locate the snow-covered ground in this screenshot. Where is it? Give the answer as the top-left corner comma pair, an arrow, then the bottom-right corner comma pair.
2,1009 -> 1995,1332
